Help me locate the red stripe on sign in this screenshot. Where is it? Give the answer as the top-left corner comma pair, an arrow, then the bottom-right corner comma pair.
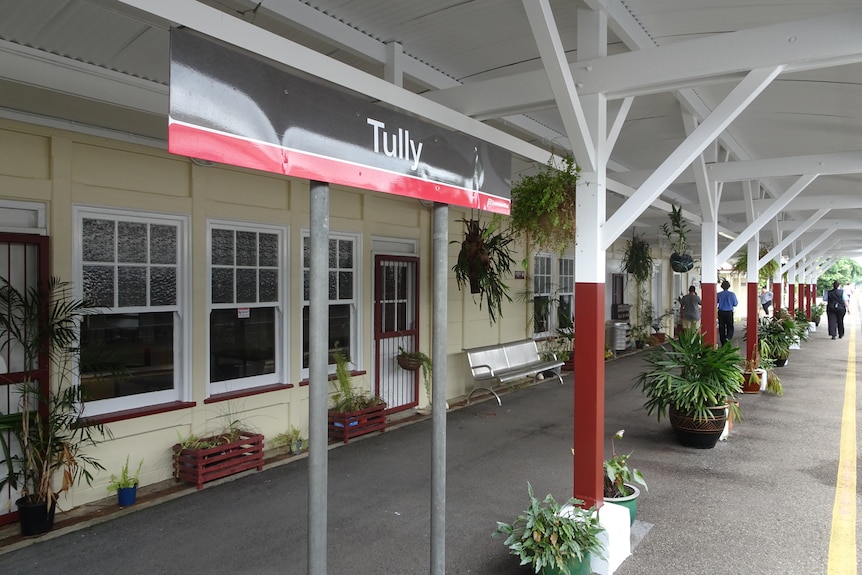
169,121 -> 510,215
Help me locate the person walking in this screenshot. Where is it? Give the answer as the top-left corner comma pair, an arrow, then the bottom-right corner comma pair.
680,285 -> 702,330
717,279 -> 738,345
826,280 -> 847,339
759,285 -> 773,316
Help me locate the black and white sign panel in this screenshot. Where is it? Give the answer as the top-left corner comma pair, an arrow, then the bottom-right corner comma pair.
169,28 -> 511,214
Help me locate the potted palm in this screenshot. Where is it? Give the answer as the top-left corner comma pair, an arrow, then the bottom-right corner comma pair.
660,203 -> 695,273
494,482 -> 604,575
603,429 -> 647,525
0,277 -> 110,535
452,217 -> 516,324
635,328 -> 744,449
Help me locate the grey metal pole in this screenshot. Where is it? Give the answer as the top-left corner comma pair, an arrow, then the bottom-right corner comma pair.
308,180 -> 329,575
430,202 -> 448,575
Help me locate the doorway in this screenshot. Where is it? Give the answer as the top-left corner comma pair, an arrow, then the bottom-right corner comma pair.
373,255 -> 419,413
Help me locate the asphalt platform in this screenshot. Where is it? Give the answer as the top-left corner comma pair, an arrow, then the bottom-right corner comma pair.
1,310 -> 859,574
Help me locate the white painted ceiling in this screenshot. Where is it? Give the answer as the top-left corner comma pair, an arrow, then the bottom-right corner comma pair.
2,0 -> 861,268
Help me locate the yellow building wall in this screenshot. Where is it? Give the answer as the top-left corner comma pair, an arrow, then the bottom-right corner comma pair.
0,118 -> 552,509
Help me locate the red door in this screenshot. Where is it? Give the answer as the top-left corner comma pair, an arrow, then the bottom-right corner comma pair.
373,255 -> 419,413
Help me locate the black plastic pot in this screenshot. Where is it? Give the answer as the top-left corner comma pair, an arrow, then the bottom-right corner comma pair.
16,497 -> 56,536
669,252 -> 694,273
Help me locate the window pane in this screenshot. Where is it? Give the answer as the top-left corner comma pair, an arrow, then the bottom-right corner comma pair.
150,224 -> 177,265
117,222 -> 147,263
329,271 -> 337,300
210,307 -> 275,382
534,295 -> 550,333
303,237 -> 310,267
236,231 -> 257,266
212,229 -> 234,266
259,233 -> 278,267
259,269 -> 278,302
236,268 -> 257,303
83,265 -> 114,307
328,239 -> 337,268
83,219 -> 115,262
150,267 -> 177,306
79,312 -> 174,401
303,270 -> 309,301
301,304 -> 352,369
212,268 -> 234,304
339,240 -> 353,269
338,271 -> 353,299
118,266 -> 147,307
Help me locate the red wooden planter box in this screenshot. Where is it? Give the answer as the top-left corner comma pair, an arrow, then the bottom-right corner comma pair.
328,403 -> 387,444
172,432 -> 265,489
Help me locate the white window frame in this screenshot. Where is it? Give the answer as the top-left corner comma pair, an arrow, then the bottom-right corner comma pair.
207,220 -> 288,396
301,230 -> 361,378
74,206 -> 190,416
532,253 -> 575,338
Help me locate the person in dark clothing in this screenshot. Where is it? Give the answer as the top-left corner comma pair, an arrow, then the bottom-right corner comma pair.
717,279 -> 738,345
826,280 -> 847,339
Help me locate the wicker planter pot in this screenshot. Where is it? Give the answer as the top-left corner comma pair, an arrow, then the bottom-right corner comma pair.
328,402 -> 387,444
397,355 -> 423,371
172,432 -> 265,489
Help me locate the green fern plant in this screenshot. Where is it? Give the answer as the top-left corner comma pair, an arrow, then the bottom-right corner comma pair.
509,154 -> 579,254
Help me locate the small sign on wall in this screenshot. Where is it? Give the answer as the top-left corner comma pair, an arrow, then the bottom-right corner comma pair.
237,308 -> 250,319
514,271 -> 525,280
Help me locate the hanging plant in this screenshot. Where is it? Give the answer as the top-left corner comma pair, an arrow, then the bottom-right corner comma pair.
509,154 -> 579,254
732,244 -> 779,284
621,234 -> 653,286
660,203 -> 694,273
452,217 -> 516,324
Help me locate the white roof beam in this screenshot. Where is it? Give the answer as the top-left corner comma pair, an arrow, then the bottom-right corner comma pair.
602,67 -> 781,250
722,195 -> 862,213
759,209 -> 829,267
708,151 -> 862,182
522,0 -> 595,171
717,174 -> 817,263
781,231 -> 836,274
425,9 -> 862,117
779,219 -> 862,231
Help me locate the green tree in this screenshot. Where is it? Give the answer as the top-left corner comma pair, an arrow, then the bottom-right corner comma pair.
816,258 -> 862,295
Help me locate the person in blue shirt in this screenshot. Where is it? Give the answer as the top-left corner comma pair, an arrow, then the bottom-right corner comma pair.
717,279 -> 738,345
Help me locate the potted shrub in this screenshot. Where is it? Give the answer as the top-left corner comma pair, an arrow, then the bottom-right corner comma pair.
172,418 -> 264,490
452,217 -> 516,324
273,426 -> 305,455
757,316 -> 791,368
0,277 -> 111,536
603,429 -> 647,525
107,456 -> 143,507
327,348 -> 386,444
509,154 -> 579,254
635,328 -> 744,449
660,203 -> 695,273
811,302 -> 825,327
494,482 -> 604,575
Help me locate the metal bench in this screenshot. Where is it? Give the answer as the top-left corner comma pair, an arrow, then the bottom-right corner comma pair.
464,339 -> 564,405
